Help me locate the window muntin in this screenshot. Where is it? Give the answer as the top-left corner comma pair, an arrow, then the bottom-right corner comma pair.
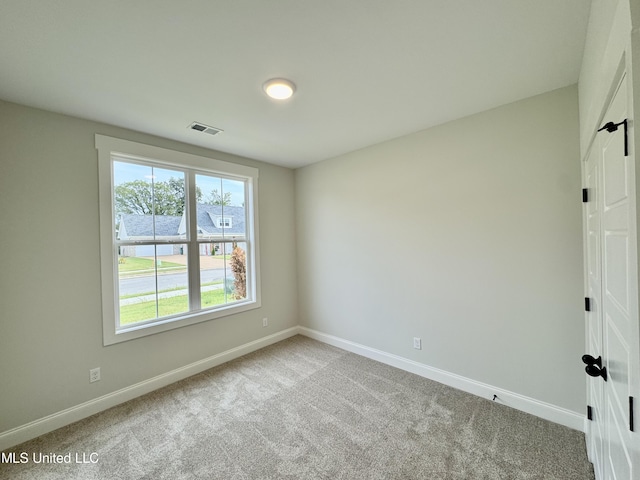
97,135 -> 260,345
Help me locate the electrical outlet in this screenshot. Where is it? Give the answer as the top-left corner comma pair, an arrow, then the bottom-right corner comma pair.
262,317 -> 269,327
413,337 -> 422,350
89,367 -> 101,383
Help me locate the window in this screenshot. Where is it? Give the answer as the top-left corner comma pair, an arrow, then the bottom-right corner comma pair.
215,217 -> 232,228
97,135 -> 260,345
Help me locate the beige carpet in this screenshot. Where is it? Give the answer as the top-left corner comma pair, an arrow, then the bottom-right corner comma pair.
1,335 -> 594,479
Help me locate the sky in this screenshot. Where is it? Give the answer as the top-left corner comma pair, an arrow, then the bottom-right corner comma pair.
113,160 -> 246,206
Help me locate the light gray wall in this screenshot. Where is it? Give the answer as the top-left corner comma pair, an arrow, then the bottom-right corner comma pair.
0,100 -> 298,433
295,85 -> 586,413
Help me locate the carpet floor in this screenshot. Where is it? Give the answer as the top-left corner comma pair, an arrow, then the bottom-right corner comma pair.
0,335 -> 594,479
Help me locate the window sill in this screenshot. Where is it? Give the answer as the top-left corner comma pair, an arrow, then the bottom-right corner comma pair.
103,299 -> 261,346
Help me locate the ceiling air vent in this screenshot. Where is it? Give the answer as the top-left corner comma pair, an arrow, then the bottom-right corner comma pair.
188,122 -> 223,136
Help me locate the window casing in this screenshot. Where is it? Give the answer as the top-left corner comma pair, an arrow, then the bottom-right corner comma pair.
97,135 -> 260,345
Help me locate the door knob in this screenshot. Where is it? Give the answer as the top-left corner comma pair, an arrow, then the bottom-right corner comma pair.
582,354 -> 602,368
585,364 -> 608,381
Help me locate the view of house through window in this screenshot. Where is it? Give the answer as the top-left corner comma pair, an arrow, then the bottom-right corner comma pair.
97,134 -> 260,345
113,160 -> 249,327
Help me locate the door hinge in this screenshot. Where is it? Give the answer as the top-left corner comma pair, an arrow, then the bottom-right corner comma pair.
582,188 -> 589,203
585,297 -> 591,312
598,118 -> 628,156
587,405 -> 593,421
630,397 -> 635,432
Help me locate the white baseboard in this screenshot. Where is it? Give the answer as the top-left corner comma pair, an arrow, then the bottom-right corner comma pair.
0,327 -> 300,452
298,327 -> 585,432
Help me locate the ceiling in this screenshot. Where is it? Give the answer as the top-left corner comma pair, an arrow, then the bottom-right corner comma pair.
0,1 -> 591,169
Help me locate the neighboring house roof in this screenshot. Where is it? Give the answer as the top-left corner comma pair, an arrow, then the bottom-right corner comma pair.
118,214 -> 182,239
117,205 -> 245,240
195,204 -> 245,237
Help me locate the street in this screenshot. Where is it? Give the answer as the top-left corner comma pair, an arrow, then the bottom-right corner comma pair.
119,268 -> 231,296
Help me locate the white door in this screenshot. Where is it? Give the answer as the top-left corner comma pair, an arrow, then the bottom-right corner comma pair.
584,72 -> 640,479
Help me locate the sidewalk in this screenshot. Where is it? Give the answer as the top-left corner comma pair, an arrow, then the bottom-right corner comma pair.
150,255 -> 228,269
120,283 -> 224,306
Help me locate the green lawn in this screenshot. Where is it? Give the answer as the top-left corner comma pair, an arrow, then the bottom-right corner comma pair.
119,289 -> 242,325
118,257 -> 185,273
119,280 -> 223,300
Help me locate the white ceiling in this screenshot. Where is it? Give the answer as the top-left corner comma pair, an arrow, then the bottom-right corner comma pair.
0,1 -> 591,169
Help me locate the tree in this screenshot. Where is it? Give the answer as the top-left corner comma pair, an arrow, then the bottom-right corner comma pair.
206,189 -> 232,206
114,178 -> 202,217
166,177 -> 203,209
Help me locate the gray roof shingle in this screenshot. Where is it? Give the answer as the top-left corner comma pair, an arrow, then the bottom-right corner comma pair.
118,214 -> 182,238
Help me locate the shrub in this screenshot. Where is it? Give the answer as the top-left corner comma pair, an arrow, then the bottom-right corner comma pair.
230,244 -> 246,299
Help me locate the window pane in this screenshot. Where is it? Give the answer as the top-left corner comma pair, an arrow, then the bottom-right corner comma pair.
199,242 -> 230,309
195,174 -> 246,242
113,160 -> 186,242
199,241 -> 247,309
118,244 -> 189,326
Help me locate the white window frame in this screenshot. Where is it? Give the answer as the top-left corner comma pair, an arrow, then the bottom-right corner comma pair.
96,135 -> 261,345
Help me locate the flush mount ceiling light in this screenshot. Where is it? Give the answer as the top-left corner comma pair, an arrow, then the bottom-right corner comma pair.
263,78 -> 296,100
